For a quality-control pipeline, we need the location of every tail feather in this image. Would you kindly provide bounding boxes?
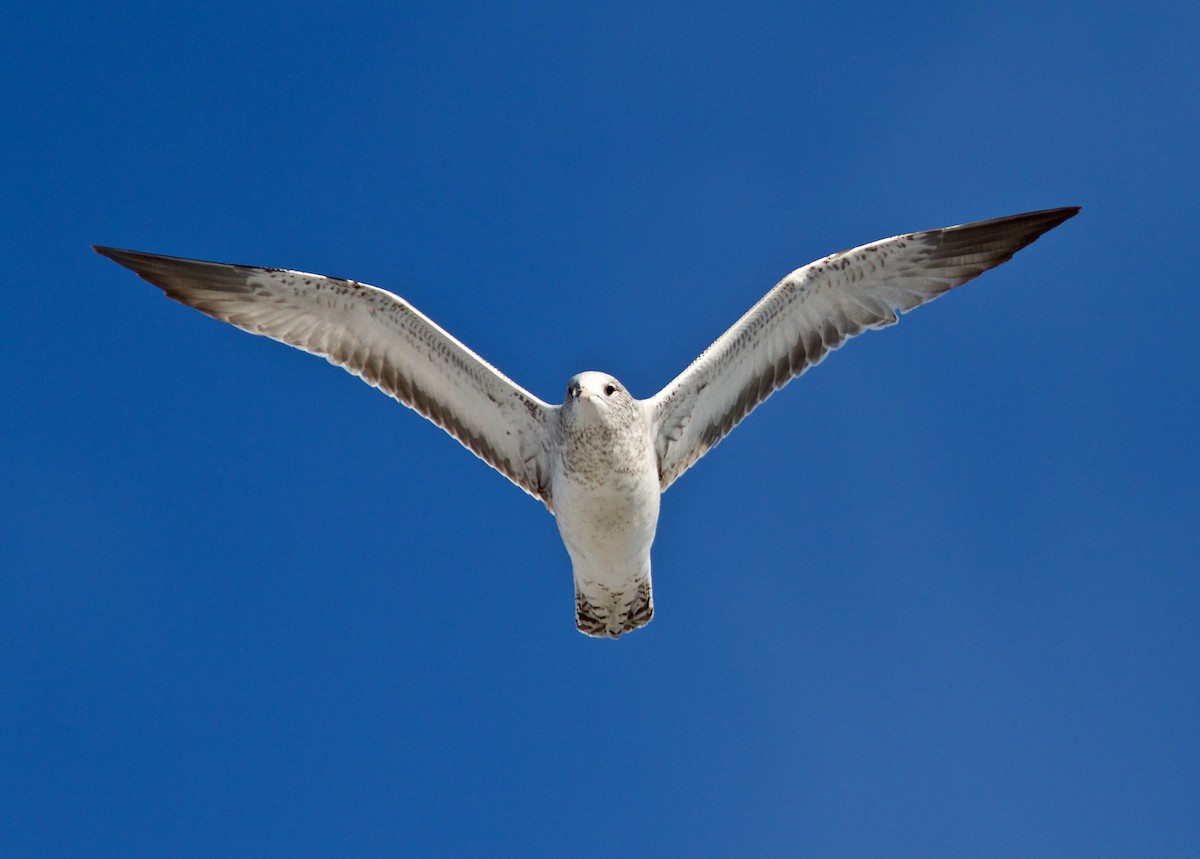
[575,579,654,639]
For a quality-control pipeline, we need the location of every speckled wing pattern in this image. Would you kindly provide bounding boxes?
[649,207,1079,490]
[93,247,557,504]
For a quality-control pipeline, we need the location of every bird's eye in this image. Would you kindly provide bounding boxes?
[604,384,617,396]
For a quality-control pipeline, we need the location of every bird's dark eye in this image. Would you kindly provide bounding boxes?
[604,384,617,396]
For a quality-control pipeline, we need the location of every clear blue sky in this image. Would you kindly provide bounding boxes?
[2,2,1197,856]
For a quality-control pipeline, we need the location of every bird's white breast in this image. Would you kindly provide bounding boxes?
[550,399,660,592]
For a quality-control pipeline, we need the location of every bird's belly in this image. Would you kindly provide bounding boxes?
[552,472,660,588]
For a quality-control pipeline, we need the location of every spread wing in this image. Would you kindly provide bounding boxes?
[649,207,1079,491]
[95,247,558,505]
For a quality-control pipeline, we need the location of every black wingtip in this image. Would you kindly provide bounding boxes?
[1008,205,1082,249]
[926,206,1082,262]
[92,245,231,298]
[93,245,158,273]
[94,245,225,267]
[971,205,1081,232]
[1029,205,1081,231]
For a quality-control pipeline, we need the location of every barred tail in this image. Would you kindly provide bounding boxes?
[575,578,654,639]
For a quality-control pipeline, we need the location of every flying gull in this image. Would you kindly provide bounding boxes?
[96,206,1078,638]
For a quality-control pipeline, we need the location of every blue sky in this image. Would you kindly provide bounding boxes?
[2,1,1197,855]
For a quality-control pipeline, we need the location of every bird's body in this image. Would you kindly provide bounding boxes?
[96,207,1078,638]
[552,372,660,637]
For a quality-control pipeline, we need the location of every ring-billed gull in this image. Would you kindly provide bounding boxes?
[96,206,1078,638]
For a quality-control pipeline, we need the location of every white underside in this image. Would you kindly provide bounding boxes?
[551,461,660,626]
[553,469,659,578]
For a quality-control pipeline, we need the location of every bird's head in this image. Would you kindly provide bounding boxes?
[563,371,638,426]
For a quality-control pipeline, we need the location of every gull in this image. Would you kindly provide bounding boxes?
[96,206,1078,638]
